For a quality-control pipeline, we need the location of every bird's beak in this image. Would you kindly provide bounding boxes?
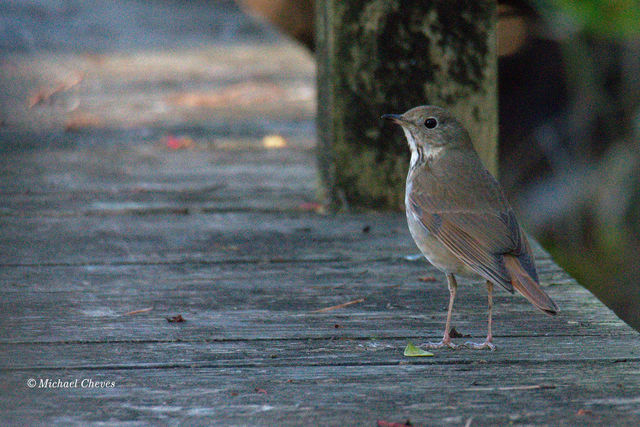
[381,114,406,125]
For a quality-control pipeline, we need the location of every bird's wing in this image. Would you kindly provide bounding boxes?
[407,151,536,292]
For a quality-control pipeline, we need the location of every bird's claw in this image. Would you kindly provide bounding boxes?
[463,340,496,351]
[422,340,458,350]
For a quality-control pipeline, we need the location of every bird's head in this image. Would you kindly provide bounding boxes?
[382,105,472,156]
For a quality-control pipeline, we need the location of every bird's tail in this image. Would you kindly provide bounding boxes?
[504,254,558,315]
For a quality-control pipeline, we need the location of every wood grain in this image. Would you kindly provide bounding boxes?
[1,0,638,425]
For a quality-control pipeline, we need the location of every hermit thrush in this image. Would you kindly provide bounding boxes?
[382,105,558,350]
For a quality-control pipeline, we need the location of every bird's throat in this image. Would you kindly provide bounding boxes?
[403,128,443,170]
[402,128,423,169]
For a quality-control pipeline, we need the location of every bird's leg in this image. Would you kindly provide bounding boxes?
[423,273,458,349]
[465,281,496,351]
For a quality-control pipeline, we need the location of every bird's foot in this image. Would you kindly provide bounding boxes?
[463,340,496,351]
[422,339,458,350]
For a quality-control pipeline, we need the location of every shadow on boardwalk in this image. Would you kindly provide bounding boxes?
[0,1,639,425]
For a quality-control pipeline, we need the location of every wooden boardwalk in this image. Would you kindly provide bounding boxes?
[1,1,639,425]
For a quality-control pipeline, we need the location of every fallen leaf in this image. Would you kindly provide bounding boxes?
[262,134,287,148]
[124,307,153,316]
[403,341,434,357]
[311,298,365,313]
[255,388,267,394]
[577,409,593,416]
[418,276,436,282]
[28,71,84,108]
[166,315,185,323]
[165,135,194,150]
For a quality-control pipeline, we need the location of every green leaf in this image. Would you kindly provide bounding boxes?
[403,341,434,357]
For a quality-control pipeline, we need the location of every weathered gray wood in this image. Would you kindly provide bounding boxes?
[1,1,638,425]
[3,334,639,370]
[0,40,314,133]
[0,213,412,265]
[3,363,640,426]
[316,0,498,209]
[0,213,571,274]
[0,258,622,344]
[0,141,315,215]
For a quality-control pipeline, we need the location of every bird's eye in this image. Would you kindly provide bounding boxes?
[424,118,438,129]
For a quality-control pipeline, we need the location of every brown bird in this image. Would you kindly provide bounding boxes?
[382,105,558,350]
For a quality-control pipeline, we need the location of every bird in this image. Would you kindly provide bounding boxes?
[382,105,558,350]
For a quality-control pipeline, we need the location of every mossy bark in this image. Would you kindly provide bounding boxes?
[317,0,497,210]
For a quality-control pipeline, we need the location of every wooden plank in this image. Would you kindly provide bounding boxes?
[0,212,567,268]
[2,335,639,370]
[0,142,316,215]
[0,258,630,344]
[0,213,415,265]
[2,363,639,425]
[0,285,626,344]
[0,45,315,131]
